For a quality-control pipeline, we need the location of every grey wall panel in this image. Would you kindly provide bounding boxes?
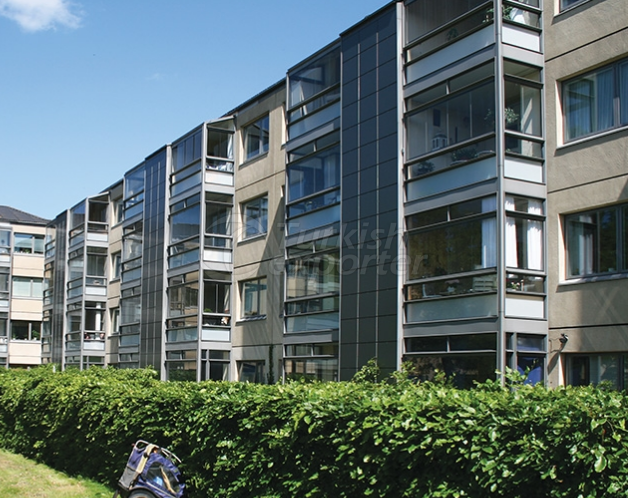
[340,4,399,377]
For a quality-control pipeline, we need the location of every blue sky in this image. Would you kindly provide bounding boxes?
[0,0,388,220]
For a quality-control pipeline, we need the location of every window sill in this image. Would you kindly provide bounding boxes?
[556,0,593,16]
[558,125,628,151]
[559,272,628,286]
[239,151,269,168]
[239,233,267,245]
[236,315,267,324]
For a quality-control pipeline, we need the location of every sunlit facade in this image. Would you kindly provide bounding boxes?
[0,206,48,368]
[40,0,627,387]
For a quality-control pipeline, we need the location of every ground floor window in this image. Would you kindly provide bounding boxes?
[238,360,265,383]
[201,350,230,381]
[565,354,628,389]
[404,353,496,389]
[284,343,338,382]
[166,350,197,381]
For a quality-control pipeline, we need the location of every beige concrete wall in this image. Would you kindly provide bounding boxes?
[8,340,42,365]
[232,87,286,380]
[12,254,45,277]
[545,0,628,386]
[544,0,627,63]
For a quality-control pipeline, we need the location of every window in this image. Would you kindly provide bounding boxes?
[560,0,588,11]
[172,130,202,172]
[166,350,197,382]
[287,144,340,203]
[563,58,628,141]
[11,320,40,340]
[168,271,199,318]
[505,196,544,271]
[241,278,267,318]
[405,0,494,83]
[87,247,107,277]
[284,343,338,382]
[565,204,627,278]
[12,277,43,298]
[203,272,231,316]
[110,308,120,334]
[201,350,230,381]
[244,115,269,160]
[123,221,143,260]
[242,196,268,239]
[111,252,121,280]
[566,354,627,389]
[407,196,497,280]
[206,123,234,171]
[113,198,124,224]
[0,268,9,298]
[120,288,141,325]
[238,361,265,383]
[286,252,340,299]
[13,233,44,254]
[0,230,10,254]
[170,196,201,244]
[206,193,232,248]
[406,62,496,176]
[124,166,145,219]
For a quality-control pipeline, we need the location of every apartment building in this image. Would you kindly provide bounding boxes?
[40,0,627,387]
[0,206,48,368]
[545,0,628,388]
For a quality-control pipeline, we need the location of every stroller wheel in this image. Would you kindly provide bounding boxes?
[129,491,157,498]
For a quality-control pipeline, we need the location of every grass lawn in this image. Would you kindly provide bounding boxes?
[0,448,113,498]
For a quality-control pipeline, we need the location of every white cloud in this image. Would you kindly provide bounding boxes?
[0,0,82,32]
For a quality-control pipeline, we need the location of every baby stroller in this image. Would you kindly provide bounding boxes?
[113,439,186,498]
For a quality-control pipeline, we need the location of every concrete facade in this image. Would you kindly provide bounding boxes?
[0,206,49,367]
[36,0,628,388]
[545,0,628,387]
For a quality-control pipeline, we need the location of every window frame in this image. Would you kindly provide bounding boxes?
[241,277,267,319]
[241,196,269,240]
[562,57,628,142]
[243,115,270,161]
[564,204,626,279]
[559,0,589,12]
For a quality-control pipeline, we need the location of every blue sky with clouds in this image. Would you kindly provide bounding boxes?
[0,0,388,220]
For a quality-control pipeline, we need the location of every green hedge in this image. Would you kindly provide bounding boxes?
[0,365,627,497]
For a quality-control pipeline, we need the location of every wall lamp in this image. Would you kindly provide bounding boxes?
[559,333,569,345]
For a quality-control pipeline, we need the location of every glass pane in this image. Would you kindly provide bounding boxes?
[287,204,340,236]
[408,354,496,389]
[243,197,268,238]
[408,217,497,279]
[405,336,447,352]
[289,47,340,108]
[621,62,628,126]
[564,68,614,140]
[505,81,542,136]
[599,209,617,273]
[170,204,200,243]
[407,81,495,160]
[449,333,496,351]
[406,0,491,46]
[287,145,340,202]
[566,215,595,277]
[14,234,33,253]
[286,253,340,298]
[206,203,231,236]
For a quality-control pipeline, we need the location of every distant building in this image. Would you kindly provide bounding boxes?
[41,0,628,388]
[0,206,48,368]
